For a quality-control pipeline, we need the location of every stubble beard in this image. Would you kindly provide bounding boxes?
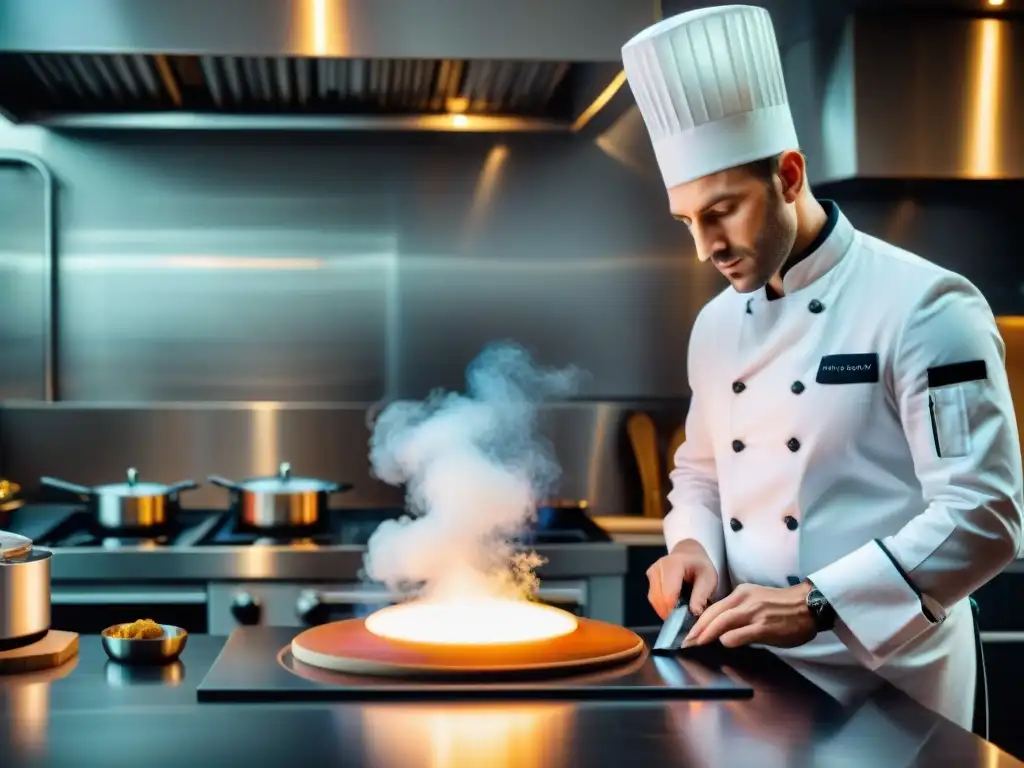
[737,192,797,293]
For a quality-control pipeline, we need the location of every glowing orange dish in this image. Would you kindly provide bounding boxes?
[363,599,579,646]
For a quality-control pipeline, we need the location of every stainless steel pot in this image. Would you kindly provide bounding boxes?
[0,531,50,650]
[40,468,198,529]
[208,462,352,529]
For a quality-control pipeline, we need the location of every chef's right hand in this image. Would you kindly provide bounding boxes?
[646,539,717,620]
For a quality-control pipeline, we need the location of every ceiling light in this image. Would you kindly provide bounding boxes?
[988,0,1005,7]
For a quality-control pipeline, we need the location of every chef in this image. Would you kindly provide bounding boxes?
[623,4,1024,730]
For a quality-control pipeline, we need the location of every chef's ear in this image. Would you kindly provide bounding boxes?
[775,150,807,203]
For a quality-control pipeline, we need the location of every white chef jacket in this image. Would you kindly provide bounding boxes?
[666,202,1024,729]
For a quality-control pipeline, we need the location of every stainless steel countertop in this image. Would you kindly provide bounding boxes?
[2,633,1017,768]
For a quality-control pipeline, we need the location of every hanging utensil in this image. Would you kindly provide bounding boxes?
[627,412,664,518]
[40,468,198,530]
[208,462,352,529]
[667,424,686,470]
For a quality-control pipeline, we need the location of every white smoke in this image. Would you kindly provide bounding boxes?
[363,341,580,603]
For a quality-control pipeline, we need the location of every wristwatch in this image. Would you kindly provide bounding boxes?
[804,580,837,633]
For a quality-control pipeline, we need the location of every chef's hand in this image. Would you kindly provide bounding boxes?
[646,538,718,620]
[682,582,817,649]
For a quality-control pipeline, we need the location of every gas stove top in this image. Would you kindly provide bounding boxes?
[6,503,611,549]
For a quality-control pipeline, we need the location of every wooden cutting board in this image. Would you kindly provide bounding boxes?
[0,631,79,674]
[291,618,644,678]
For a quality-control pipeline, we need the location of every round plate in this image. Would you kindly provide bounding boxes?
[291,616,645,678]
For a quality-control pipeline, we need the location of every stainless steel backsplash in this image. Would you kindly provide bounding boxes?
[0,401,689,515]
[0,122,717,403]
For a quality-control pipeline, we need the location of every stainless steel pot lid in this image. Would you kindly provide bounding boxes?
[216,462,349,494]
[93,467,186,497]
[42,468,199,499]
[0,530,37,562]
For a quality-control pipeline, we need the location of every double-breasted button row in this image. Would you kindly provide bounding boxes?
[732,380,804,395]
[745,298,823,317]
[728,516,800,533]
[731,437,800,452]
[744,298,823,316]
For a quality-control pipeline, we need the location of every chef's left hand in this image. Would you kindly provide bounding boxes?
[683,582,817,649]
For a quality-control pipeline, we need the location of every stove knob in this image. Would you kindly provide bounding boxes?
[295,589,327,625]
[231,592,262,625]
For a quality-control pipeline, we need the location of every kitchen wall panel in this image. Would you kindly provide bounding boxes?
[824,179,1024,316]
[0,161,47,400]
[0,121,712,402]
[0,118,1020,406]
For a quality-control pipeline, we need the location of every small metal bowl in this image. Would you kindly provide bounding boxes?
[101,623,188,665]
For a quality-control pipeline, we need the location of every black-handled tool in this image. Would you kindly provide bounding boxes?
[652,582,697,654]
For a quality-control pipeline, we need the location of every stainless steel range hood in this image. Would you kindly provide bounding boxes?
[785,12,1024,183]
[0,0,653,132]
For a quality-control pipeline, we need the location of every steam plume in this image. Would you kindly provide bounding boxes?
[363,341,580,603]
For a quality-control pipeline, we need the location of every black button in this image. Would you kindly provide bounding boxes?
[745,299,753,315]
[732,381,746,394]
[787,575,802,586]
[732,439,745,453]
[808,299,824,314]
[730,518,743,532]
[784,515,799,531]
[787,437,801,452]
[791,381,805,395]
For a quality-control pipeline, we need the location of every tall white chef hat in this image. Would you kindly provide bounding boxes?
[621,5,799,190]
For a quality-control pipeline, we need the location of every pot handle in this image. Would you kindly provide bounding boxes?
[326,482,354,494]
[207,475,242,491]
[165,480,199,495]
[40,476,93,498]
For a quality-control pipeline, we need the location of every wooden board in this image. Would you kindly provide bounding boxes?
[627,412,663,519]
[0,631,79,675]
[291,617,644,678]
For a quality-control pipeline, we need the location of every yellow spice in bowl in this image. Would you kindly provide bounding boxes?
[109,618,164,639]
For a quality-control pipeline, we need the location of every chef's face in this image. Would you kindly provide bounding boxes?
[668,152,801,293]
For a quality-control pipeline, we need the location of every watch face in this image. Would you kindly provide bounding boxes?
[806,589,833,629]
